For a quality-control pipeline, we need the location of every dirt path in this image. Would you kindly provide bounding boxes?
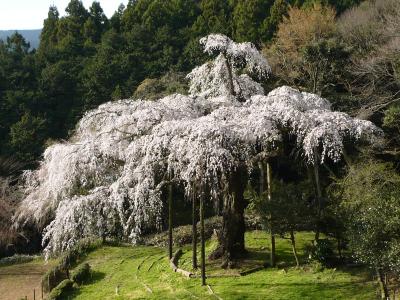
[0,260,51,300]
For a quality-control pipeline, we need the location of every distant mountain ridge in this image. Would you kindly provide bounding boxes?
[0,29,41,49]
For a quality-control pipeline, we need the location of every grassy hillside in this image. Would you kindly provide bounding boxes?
[64,231,376,300]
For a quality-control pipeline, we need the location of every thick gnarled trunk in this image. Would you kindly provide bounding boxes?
[210,167,247,264]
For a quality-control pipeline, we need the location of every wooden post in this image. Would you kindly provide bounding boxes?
[266,162,276,267]
[200,190,206,286]
[313,149,322,242]
[192,184,198,269]
[290,230,299,267]
[258,161,265,199]
[41,283,43,299]
[168,183,173,260]
[34,289,36,300]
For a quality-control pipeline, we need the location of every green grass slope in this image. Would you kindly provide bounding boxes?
[65,231,375,300]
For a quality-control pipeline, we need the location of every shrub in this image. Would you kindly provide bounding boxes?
[42,238,101,293]
[306,239,335,266]
[59,238,102,269]
[71,263,91,284]
[41,265,69,293]
[48,279,73,300]
[143,216,222,247]
[133,72,188,101]
[0,174,22,258]
[309,260,325,273]
[244,210,263,230]
[0,254,36,266]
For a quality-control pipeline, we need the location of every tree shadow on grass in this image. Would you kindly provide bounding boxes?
[242,248,302,269]
[335,264,373,281]
[87,270,106,284]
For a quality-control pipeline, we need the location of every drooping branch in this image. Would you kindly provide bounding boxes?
[15,34,382,258]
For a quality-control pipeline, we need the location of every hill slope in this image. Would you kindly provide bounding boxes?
[64,231,375,299]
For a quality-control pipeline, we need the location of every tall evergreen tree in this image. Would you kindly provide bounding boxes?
[84,1,109,44]
[110,4,126,32]
[57,0,89,53]
[232,0,273,43]
[38,6,59,55]
[0,33,41,162]
[83,29,130,109]
[262,0,288,41]
[192,0,233,36]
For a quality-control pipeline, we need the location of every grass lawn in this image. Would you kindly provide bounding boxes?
[64,231,376,300]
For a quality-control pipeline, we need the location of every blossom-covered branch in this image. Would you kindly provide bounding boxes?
[15,34,381,257]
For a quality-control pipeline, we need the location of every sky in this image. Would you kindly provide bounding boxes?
[0,0,128,30]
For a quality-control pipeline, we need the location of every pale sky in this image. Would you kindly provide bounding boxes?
[0,0,129,30]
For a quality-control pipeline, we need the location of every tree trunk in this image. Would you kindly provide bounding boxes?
[192,185,198,270]
[168,184,173,260]
[313,149,322,242]
[270,233,276,267]
[200,191,206,286]
[223,54,236,97]
[290,230,299,267]
[210,166,247,264]
[337,238,342,260]
[266,162,276,267]
[377,268,390,300]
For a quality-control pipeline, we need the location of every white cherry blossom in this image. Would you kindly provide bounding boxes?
[15,35,381,256]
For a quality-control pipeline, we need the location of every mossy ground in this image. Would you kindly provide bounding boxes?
[63,231,376,299]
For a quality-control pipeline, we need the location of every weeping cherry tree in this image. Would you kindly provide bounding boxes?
[14,34,381,266]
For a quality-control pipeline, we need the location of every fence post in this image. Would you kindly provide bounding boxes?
[168,183,173,260]
[200,191,206,286]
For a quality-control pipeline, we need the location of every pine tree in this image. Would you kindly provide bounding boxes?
[38,6,60,54]
[232,0,273,43]
[261,0,288,41]
[192,0,233,36]
[84,1,109,44]
[110,4,125,32]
